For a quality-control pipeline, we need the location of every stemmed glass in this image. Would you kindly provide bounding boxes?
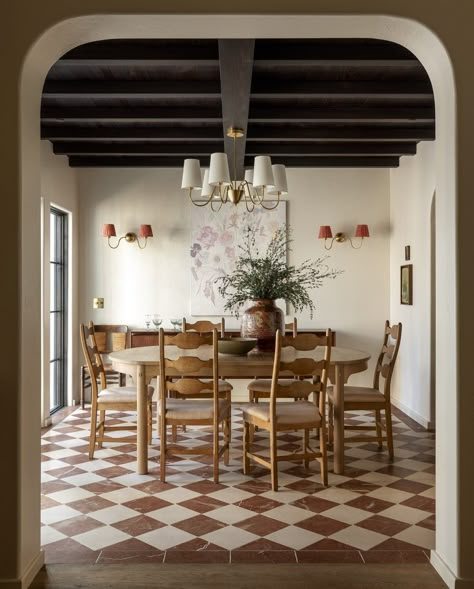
[144,314,151,330]
[152,314,162,330]
[170,318,181,332]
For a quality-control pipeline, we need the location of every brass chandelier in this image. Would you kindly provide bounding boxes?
[181,127,288,212]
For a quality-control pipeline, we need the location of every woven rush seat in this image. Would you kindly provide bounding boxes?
[98,385,154,404]
[242,400,322,425]
[328,386,386,404]
[159,399,230,420]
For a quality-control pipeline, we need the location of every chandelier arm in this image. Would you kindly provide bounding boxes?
[210,197,224,212]
[244,195,255,213]
[189,189,213,207]
[259,191,281,210]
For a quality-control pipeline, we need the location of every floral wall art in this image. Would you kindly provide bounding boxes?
[189,203,287,315]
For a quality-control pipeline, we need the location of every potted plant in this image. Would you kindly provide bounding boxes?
[216,225,341,350]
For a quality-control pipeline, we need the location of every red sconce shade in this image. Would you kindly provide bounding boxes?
[102,223,116,237]
[318,225,333,239]
[355,224,370,238]
[139,224,153,238]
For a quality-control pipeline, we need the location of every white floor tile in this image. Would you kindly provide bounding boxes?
[73,525,129,550]
[147,505,198,525]
[264,504,314,525]
[330,525,387,550]
[206,505,256,525]
[265,525,323,549]
[138,526,195,550]
[47,488,95,504]
[89,505,138,525]
[322,504,372,525]
[99,488,148,504]
[394,525,435,549]
[379,504,431,524]
[41,505,82,525]
[41,526,68,546]
[154,487,200,504]
[202,526,259,550]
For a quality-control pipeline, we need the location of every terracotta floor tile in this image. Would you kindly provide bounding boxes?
[236,496,283,513]
[388,479,430,494]
[296,514,349,536]
[235,538,296,551]
[232,550,297,563]
[401,495,436,513]
[173,514,227,536]
[235,515,287,536]
[165,550,229,564]
[417,515,436,531]
[50,515,104,536]
[112,515,165,536]
[183,480,226,494]
[362,550,428,563]
[297,550,363,563]
[122,496,171,513]
[43,538,100,564]
[167,538,226,551]
[357,515,410,536]
[97,550,165,564]
[345,495,394,514]
[303,538,359,551]
[67,496,116,514]
[290,496,338,513]
[178,496,227,514]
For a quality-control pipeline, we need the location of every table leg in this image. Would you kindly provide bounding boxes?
[137,365,148,474]
[334,364,345,474]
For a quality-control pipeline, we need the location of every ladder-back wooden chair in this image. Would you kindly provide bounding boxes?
[248,317,299,404]
[328,321,402,460]
[80,321,153,459]
[158,328,231,483]
[80,324,128,409]
[242,329,332,491]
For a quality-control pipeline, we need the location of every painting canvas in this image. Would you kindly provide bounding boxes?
[400,264,413,305]
[190,202,287,315]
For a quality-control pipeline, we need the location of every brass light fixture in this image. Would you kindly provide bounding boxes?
[102,224,153,249]
[181,127,288,212]
[318,224,370,250]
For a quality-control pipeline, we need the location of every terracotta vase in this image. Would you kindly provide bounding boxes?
[240,299,285,351]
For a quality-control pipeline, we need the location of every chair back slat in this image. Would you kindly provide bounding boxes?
[80,321,108,405]
[92,324,129,353]
[159,328,218,402]
[95,332,107,353]
[270,329,332,419]
[163,331,212,349]
[374,320,402,397]
[111,332,127,351]
[285,317,298,337]
[183,318,225,338]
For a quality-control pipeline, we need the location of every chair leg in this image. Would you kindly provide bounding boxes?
[385,404,395,461]
[303,428,310,469]
[270,428,278,492]
[223,417,230,466]
[98,410,105,448]
[243,421,250,475]
[147,403,152,445]
[375,409,383,449]
[213,422,219,484]
[319,421,329,487]
[328,403,334,446]
[172,425,178,442]
[88,406,98,459]
[160,419,167,483]
[80,365,86,410]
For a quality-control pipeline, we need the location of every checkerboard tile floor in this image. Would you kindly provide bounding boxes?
[41,406,435,564]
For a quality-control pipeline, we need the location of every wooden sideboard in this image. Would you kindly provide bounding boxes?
[130,328,336,348]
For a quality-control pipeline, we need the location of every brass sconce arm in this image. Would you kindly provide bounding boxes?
[319,225,370,250]
[103,225,153,249]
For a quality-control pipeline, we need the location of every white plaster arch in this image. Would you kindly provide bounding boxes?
[19,13,457,587]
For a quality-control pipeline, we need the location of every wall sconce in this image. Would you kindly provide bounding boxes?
[102,224,153,249]
[318,224,370,250]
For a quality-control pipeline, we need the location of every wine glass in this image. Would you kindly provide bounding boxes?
[170,318,181,332]
[144,314,151,329]
[152,314,162,329]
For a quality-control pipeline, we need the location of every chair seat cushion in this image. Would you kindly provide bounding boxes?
[327,386,386,404]
[98,385,154,404]
[241,401,322,425]
[247,379,297,393]
[159,399,230,420]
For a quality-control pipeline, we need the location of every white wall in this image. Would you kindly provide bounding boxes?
[41,142,79,422]
[390,142,436,428]
[78,165,390,399]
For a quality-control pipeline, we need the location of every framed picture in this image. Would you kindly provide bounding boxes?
[400,264,413,305]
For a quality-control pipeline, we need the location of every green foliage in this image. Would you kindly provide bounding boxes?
[216,225,342,317]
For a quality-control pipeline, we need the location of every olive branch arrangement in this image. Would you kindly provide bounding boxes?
[216,225,342,317]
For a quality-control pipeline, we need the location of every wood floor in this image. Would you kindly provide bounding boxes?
[31,563,446,588]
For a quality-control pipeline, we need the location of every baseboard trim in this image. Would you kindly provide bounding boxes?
[431,550,474,588]
[0,550,44,589]
[391,397,434,430]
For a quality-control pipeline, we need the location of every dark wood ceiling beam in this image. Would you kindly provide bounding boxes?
[42,80,221,98]
[248,106,435,123]
[246,126,435,141]
[218,40,255,180]
[53,142,224,156]
[245,156,400,167]
[246,142,416,156]
[54,59,218,67]
[68,156,211,167]
[67,155,400,168]
[41,126,224,141]
[254,41,416,61]
[41,106,222,122]
[253,59,424,68]
[251,80,433,98]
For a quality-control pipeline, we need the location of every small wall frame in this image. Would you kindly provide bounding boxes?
[400,264,413,305]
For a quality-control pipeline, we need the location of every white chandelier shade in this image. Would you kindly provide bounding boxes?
[268,164,288,195]
[252,155,274,188]
[208,153,231,186]
[181,158,202,190]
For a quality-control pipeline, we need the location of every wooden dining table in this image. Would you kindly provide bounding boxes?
[109,345,370,475]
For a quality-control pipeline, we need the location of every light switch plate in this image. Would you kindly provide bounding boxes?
[93,297,104,309]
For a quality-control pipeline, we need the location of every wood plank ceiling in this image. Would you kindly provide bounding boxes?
[41,39,435,170]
